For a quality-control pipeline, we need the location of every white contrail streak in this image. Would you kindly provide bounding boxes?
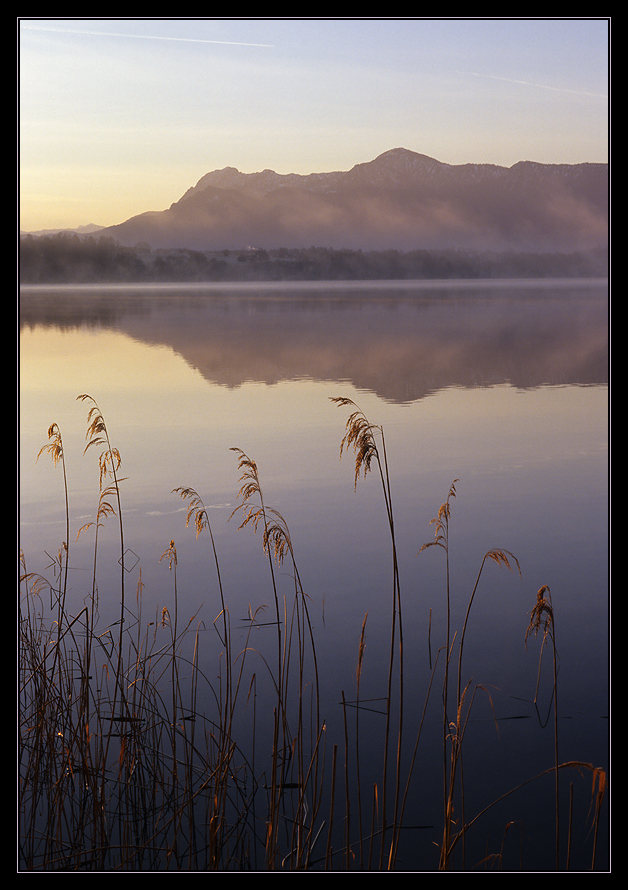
[21,24,274,48]
[465,69,606,100]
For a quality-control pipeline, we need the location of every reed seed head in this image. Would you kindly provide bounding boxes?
[419,479,458,554]
[173,487,211,539]
[160,540,178,571]
[484,548,521,575]
[331,396,381,488]
[37,423,64,467]
[525,585,554,646]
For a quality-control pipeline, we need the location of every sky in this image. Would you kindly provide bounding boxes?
[18,17,610,233]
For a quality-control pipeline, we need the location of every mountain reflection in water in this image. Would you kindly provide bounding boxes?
[19,279,607,404]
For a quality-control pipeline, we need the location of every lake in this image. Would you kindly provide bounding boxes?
[19,279,609,871]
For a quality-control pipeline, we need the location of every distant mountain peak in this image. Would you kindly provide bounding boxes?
[371,147,447,167]
[344,147,451,186]
[179,163,345,203]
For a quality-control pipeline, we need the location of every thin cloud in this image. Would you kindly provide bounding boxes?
[21,24,274,48]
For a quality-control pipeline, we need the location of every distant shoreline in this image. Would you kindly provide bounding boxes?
[19,277,609,292]
[19,234,607,286]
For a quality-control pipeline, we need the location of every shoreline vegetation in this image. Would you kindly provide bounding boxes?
[19,395,608,872]
[19,232,607,285]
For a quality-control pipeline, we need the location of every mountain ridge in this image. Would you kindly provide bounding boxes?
[177,148,606,196]
[98,147,608,253]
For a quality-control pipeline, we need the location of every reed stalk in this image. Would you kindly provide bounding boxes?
[525,585,560,869]
[227,447,324,869]
[331,397,405,869]
[419,481,522,870]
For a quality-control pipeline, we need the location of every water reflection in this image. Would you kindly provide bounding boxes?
[19,279,608,402]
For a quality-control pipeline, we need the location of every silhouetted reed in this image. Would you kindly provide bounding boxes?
[19,395,607,871]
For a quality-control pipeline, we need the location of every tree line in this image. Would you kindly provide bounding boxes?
[19,232,608,284]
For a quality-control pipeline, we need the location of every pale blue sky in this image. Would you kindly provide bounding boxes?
[18,17,609,232]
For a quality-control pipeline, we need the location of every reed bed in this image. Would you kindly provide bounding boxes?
[19,395,608,871]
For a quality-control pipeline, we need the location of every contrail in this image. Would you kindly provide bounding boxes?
[21,23,274,48]
[465,69,606,100]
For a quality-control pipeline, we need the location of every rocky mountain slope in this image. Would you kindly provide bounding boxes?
[101,147,608,253]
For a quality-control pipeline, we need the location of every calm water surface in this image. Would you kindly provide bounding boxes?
[19,280,609,871]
